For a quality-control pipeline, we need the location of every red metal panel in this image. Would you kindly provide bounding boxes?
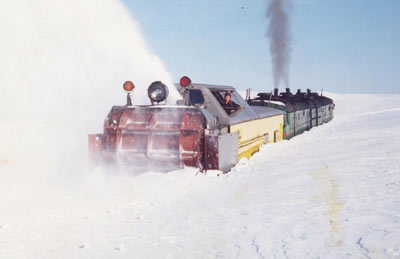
[179,111,205,168]
[146,109,182,162]
[91,107,206,171]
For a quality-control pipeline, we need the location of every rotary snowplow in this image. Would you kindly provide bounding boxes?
[89,77,284,172]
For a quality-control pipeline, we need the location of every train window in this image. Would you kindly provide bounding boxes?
[211,90,241,116]
[211,90,224,103]
[303,110,305,116]
[188,89,204,105]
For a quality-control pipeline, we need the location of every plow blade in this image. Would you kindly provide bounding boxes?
[89,107,205,171]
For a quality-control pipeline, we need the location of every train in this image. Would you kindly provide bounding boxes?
[88,76,334,172]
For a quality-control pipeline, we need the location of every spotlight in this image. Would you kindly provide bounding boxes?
[148,81,169,104]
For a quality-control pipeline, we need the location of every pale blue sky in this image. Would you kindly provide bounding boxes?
[121,0,399,93]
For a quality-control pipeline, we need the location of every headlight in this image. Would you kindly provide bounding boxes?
[148,81,169,104]
[123,81,135,93]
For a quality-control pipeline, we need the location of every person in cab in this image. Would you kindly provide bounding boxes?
[221,92,239,115]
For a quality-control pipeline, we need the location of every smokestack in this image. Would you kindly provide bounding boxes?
[285,88,291,95]
[274,88,279,97]
[296,89,301,94]
[307,89,311,95]
[267,0,292,89]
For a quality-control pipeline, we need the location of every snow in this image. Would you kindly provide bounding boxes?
[0,93,399,258]
[1,0,400,258]
[0,0,180,188]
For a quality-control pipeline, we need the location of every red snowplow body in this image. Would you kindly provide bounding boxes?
[89,106,205,171]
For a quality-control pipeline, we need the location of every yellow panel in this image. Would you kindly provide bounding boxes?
[230,114,284,159]
[237,136,265,160]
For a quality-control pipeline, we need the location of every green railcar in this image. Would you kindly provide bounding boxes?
[247,88,334,139]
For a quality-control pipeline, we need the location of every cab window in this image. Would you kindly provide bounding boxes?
[188,89,204,105]
[211,90,241,116]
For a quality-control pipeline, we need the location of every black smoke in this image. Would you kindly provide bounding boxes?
[267,0,292,88]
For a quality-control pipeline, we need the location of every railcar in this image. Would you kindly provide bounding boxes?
[247,88,334,139]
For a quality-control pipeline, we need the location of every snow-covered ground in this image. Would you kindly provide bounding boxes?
[1,93,399,259]
[1,0,400,258]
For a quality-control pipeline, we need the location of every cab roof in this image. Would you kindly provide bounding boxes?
[175,83,236,91]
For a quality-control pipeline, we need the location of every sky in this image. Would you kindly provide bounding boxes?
[121,0,400,94]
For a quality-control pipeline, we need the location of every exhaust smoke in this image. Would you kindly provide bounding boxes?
[266,0,292,88]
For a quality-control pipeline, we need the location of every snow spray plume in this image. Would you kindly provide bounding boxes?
[0,0,180,177]
[267,0,292,88]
